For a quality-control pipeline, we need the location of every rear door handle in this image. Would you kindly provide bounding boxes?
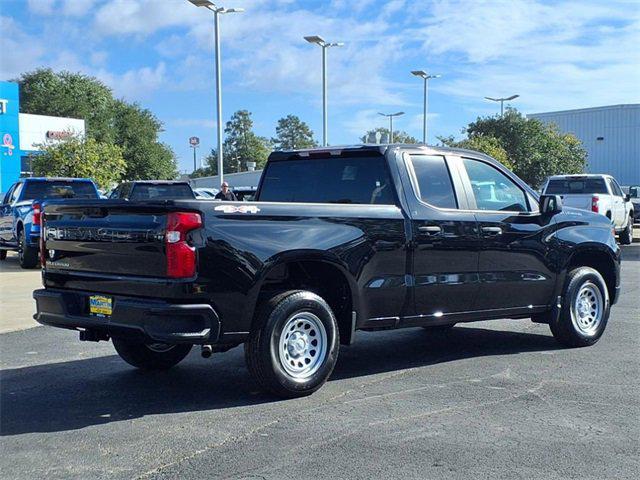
[418,225,442,235]
[481,226,503,236]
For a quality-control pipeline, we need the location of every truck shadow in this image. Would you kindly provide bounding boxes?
[0,325,560,436]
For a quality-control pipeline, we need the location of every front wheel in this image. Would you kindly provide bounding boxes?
[112,338,192,370]
[550,267,609,348]
[619,215,633,245]
[245,290,339,398]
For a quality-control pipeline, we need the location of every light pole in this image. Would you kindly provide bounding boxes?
[188,0,244,185]
[378,112,405,143]
[304,35,343,146]
[411,70,440,144]
[485,94,519,117]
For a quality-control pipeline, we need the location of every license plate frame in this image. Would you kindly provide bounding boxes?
[89,295,113,317]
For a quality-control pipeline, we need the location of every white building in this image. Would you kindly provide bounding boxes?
[528,104,639,185]
[189,170,263,190]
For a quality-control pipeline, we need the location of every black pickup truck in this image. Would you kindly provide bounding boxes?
[34,145,621,397]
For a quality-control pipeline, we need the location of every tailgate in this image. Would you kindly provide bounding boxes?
[42,201,192,278]
[558,194,593,211]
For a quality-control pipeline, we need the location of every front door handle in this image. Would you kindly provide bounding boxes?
[481,226,503,236]
[418,225,442,235]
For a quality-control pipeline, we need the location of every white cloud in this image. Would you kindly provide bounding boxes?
[96,63,167,100]
[62,0,97,17]
[27,0,56,15]
[0,16,46,78]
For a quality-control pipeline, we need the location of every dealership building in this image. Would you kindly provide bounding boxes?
[0,81,85,193]
[528,104,639,186]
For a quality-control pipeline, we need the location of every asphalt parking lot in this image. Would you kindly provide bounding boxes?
[1,242,639,480]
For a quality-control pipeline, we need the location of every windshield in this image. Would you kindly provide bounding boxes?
[21,181,98,200]
[258,156,395,205]
[129,184,195,200]
[545,178,608,195]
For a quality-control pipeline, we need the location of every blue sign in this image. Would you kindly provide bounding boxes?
[0,81,21,193]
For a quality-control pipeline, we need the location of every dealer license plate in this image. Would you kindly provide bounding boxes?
[89,295,113,316]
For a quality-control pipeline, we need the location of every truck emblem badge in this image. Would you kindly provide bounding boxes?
[214,205,260,214]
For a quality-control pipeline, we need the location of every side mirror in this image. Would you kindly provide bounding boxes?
[624,194,630,202]
[540,194,563,214]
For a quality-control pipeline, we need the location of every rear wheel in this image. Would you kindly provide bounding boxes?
[112,338,192,370]
[549,267,609,347]
[18,230,38,269]
[245,290,339,398]
[619,215,633,245]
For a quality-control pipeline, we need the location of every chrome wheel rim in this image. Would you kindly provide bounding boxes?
[278,312,327,379]
[571,282,603,336]
[146,343,175,353]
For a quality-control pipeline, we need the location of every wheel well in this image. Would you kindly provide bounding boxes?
[257,260,355,345]
[567,250,616,300]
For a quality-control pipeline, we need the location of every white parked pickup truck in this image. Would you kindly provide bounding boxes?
[541,174,634,244]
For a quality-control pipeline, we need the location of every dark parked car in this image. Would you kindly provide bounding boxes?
[109,180,196,200]
[34,145,621,397]
[0,177,99,268]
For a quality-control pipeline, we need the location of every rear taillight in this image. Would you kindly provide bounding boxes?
[166,212,202,278]
[591,196,599,213]
[32,203,41,226]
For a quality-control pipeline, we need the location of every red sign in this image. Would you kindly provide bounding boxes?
[46,131,72,140]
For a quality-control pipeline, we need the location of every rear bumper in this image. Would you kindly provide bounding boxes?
[33,288,220,344]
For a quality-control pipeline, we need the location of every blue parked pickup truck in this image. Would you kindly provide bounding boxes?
[0,177,99,268]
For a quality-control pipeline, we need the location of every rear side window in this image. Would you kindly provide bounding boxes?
[408,155,457,208]
[129,184,195,200]
[463,158,528,212]
[259,157,395,205]
[21,181,97,200]
[545,178,607,194]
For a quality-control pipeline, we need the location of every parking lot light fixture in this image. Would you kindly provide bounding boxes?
[188,0,244,185]
[304,35,344,146]
[411,70,441,144]
[485,94,519,117]
[378,112,405,143]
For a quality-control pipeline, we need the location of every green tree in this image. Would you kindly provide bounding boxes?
[112,101,177,180]
[272,115,317,150]
[33,136,125,190]
[361,127,419,144]
[460,109,586,187]
[224,110,271,172]
[438,135,512,170]
[18,69,115,143]
[17,69,178,180]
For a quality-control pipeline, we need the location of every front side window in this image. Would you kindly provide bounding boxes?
[259,156,395,205]
[10,183,23,203]
[408,155,457,209]
[463,158,528,212]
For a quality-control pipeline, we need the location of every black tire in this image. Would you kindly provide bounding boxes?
[549,267,610,348]
[244,290,340,398]
[619,215,633,245]
[18,230,38,269]
[0,250,7,260]
[112,338,192,370]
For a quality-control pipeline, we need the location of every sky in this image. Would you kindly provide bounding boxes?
[1,0,639,173]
